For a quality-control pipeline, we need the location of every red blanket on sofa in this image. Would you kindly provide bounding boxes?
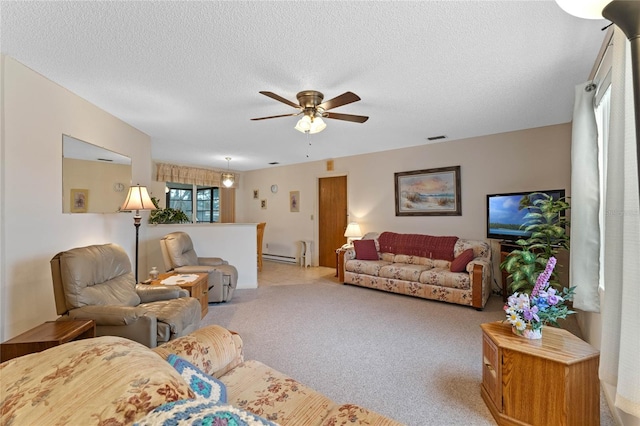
[377,232,458,261]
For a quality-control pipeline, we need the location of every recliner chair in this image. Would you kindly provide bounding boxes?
[50,243,201,348]
[160,232,238,303]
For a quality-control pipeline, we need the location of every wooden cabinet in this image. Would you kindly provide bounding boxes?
[481,321,600,426]
[152,273,208,318]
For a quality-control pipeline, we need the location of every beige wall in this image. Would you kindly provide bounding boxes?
[238,124,572,286]
[0,56,153,340]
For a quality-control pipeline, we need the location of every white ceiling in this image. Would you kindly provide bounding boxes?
[1,1,608,172]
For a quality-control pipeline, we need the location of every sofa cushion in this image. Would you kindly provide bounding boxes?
[0,336,195,425]
[134,398,277,426]
[419,268,471,290]
[353,239,378,260]
[450,248,475,272]
[379,264,431,281]
[220,360,336,425]
[168,354,227,402]
[377,232,458,260]
[345,259,392,277]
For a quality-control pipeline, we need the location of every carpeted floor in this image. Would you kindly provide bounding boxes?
[202,261,615,426]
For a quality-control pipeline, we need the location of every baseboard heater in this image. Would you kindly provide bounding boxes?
[263,253,297,264]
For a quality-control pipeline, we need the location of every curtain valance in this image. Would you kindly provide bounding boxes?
[156,163,225,187]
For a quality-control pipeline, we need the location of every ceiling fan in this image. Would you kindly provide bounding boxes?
[251,90,369,134]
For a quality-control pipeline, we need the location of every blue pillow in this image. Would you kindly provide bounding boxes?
[167,354,227,403]
[134,399,278,426]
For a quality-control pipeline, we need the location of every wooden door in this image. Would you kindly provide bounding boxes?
[318,176,347,268]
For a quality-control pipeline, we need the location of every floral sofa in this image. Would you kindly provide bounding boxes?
[0,325,401,426]
[343,232,492,309]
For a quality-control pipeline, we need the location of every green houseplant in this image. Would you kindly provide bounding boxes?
[500,193,571,294]
[148,197,191,224]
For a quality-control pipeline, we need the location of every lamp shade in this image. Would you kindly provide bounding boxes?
[309,116,327,134]
[555,0,611,19]
[120,185,156,212]
[294,115,312,133]
[344,222,362,238]
[221,172,235,187]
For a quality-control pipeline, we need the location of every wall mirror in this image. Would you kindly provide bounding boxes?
[62,135,132,213]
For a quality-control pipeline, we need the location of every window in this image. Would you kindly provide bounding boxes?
[196,187,220,223]
[165,183,220,223]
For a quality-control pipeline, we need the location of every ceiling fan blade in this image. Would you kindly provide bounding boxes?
[324,112,369,123]
[258,91,302,109]
[250,112,301,121]
[317,92,361,111]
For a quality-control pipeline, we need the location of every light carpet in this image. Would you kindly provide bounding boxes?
[201,267,614,426]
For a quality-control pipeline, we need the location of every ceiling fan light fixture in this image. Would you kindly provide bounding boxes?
[309,116,326,134]
[294,115,312,133]
[221,157,235,188]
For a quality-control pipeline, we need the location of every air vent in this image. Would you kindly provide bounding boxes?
[269,162,279,165]
[427,135,447,141]
[97,158,113,162]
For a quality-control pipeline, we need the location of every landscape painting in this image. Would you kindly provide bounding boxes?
[395,166,461,216]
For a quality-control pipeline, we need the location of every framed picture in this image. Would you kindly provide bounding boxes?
[261,199,267,210]
[70,188,89,213]
[290,191,300,212]
[394,166,461,216]
[253,189,259,199]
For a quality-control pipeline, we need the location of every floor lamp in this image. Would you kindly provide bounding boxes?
[556,0,640,195]
[120,185,157,283]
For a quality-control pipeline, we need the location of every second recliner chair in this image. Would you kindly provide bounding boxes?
[160,232,238,303]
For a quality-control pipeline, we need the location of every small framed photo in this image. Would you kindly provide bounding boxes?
[261,199,267,210]
[394,165,461,216]
[70,188,89,213]
[290,191,300,212]
[253,189,259,199]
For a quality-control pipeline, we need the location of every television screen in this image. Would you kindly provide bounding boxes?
[486,189,565,241]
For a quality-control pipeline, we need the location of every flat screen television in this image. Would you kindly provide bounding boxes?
[486,189,566,241]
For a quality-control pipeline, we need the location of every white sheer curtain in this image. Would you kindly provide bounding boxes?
[599,29,640,419]
[570,81,600,312]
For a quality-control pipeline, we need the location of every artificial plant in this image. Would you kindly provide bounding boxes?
[148,197,191,224]
[499,192,570,294]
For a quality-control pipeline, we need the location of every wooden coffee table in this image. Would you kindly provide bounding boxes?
[151,272,209,318]
[1,319,95,362]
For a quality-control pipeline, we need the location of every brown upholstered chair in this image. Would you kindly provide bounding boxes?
[257,222,266,271]
[50,243,201,348]
[160,231,238,303]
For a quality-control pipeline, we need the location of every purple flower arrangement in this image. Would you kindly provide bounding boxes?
[504,256,575,339]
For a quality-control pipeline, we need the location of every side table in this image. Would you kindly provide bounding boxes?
[1,319,95,362]
[152,272,209,318]
[335,247,349,282]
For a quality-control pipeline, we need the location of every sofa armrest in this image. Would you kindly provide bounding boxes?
[153,325,244,378]
[136,284,187,302]
[343,247,356,261]
[197,257,227,266]
[468,259,492,309]
[65,305,157,326]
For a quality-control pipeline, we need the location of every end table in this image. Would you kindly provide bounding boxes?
[1,319,95,363]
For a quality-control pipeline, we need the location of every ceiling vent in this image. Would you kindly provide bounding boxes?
[427,135,447,141]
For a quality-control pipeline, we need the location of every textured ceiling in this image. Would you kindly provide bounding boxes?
[1,1,607,171]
